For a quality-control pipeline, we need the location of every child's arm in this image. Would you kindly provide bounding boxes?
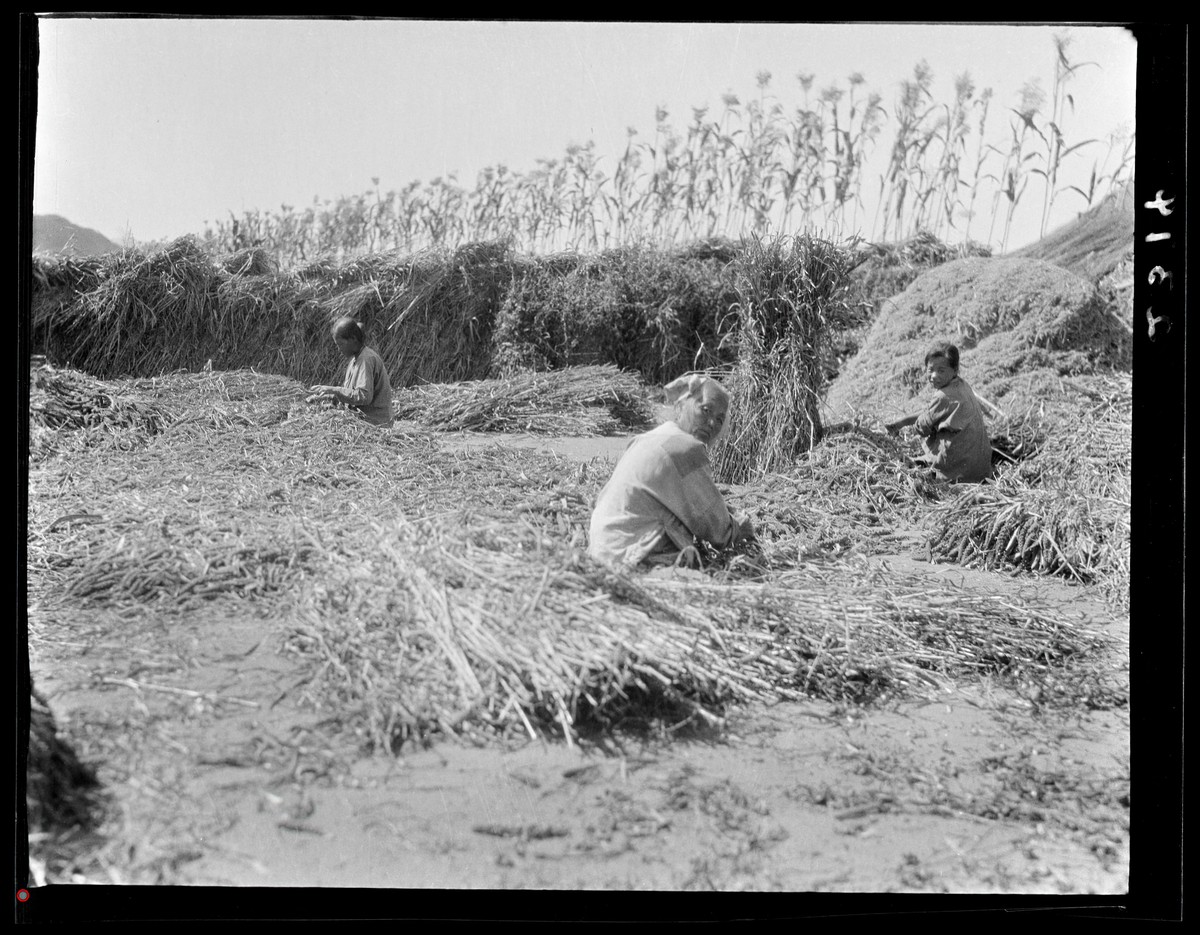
[885,414,919,434]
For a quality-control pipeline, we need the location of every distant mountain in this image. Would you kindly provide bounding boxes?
[33,214,122,257]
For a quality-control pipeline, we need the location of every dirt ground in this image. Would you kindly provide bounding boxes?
[23,426,1130,907]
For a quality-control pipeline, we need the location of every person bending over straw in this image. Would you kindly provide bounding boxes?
[885,341,993,483]
[308,317,394,427]
[588,373,754,569]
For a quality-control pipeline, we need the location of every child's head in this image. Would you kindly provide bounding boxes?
[923,341,959,390]
[331,317,365,357]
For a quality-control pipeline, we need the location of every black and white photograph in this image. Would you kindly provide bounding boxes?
[16,15,1184,920]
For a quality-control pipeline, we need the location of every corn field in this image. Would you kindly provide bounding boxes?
[202,36,1134,267]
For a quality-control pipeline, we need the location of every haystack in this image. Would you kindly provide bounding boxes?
[847,230,993,320]
[1010,180,1135,330]
[1010,180,1135,283]
[711,235,859,483]
[823,255,1131,424]
[30,237,506,388]
[492,244,739,383]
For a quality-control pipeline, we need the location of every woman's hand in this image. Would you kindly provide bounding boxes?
[307,385,338,404]
[734,515,756,542]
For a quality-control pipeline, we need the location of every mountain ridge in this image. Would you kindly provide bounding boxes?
[33,214,123,257]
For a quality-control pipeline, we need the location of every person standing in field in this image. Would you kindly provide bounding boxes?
[308,317,394,427]
[885,341,993,483]
[588,373,755,569]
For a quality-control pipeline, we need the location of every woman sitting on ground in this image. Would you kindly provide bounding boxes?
[885,340,993,483]
[588,373,755,569]
[308,317,394,427]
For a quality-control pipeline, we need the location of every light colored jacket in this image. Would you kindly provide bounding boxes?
[588,421,736,567]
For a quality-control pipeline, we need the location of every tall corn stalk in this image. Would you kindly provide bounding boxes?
[1034,32,1100,239]
[199,34,1130,264]
[920,72,977,239]
[872,61,939,242]
[962,87,995,241]
[986,79,1046,252]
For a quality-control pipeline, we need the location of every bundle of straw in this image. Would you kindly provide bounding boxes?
[928,483,1108,577]
[62,523,317,609]
[30,363,171,442]
[280,513,1122,751]
[217,246,278,276]
[32,254,107,295]
[712,234,857,484]
[393,364,656,435]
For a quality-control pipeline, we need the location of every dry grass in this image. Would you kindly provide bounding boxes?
[33,238,744,391]
[1011,180,1135,282]
[925,372,1130,611]
[27,367,1125,760]
[492,244,740,384]
[711,234,858,483]
[30,237,506,388]
[710,425,947,571]
[276,511,1123,753]
[393,364,656,435]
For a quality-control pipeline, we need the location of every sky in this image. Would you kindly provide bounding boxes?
[30,18,1138,253]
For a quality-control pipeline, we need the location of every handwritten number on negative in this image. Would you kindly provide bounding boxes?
[1146,308,1169,341]
[1144,191,1175,215]
[1148,265,1171,287]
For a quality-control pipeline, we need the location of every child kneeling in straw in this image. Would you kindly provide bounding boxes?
[885,341,993,484]
[308,317,394,427]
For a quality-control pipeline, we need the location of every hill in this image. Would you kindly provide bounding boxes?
[33,214,122,257]
[1008,180,1134,282]
[823,255,1132,424]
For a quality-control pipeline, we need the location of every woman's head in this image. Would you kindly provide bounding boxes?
[331,317,365,358]
[664,373,730,445]
[924,341,960,390]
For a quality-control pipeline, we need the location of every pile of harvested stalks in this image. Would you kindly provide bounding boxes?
[30,364,169,434]
[29,364,173,458]
[715,425,945,569]
[28,366,1126,754]
[32,237,743,392]
[393,364,656,435]
[926,482,1112,579]
[30,237,504,389]
[281,515,1122,751]
[825,256,1132,425]
[926,372,1130,609]
[492,245,739,382]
